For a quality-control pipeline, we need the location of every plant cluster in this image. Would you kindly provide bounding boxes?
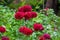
[0,5,60,40]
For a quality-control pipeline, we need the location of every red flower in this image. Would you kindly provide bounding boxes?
[39,36,46,40]
[43,33,51,39]
[31,12,37,18]
[19,26,33,35]
[15,12,25,20]
[24,12,37,20]
[2,36,9,40]
[24,12,32,20]
[39,33,51,40]
[0,26,6,33]
[33,23,44,31]
[44,8,49,11]
[18,5,32,12]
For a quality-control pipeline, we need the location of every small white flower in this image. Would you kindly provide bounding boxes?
[53,32,57,36]
[46,24,51,29]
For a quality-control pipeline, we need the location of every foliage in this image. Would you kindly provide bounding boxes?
[0,0,14,5]
[0,0,43,11]
[25,0,43,11]
[0,0,25,9]
[59,0,60,3]
[0,5,60,40]
[33,9,60,40]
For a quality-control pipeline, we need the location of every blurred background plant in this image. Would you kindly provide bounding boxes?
[0,0,43,11]
[0,0,14,5]
[0,0,25,9]
[58,0,60,16]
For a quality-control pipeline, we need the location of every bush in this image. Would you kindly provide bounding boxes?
[0,5,60,40]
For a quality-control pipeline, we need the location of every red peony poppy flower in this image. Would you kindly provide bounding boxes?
[31,12,37,18]
[15,12,25,20]
[24,12,32,20]
[39,36,46,40]
[18,5,32,12]
[19,26,33,35]
[43,33,51,39]
[44,8,49,11]
[2,36,9,40]
[33,23,44,31]
[0,26,6,33]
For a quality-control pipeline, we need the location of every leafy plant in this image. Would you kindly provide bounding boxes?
[0,5,60,40]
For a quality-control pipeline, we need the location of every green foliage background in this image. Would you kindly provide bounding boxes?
[0,0,43,11]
